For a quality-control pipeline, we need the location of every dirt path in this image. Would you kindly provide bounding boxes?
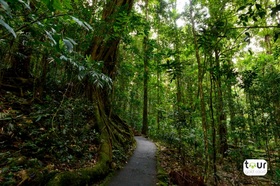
[108,136,157,186]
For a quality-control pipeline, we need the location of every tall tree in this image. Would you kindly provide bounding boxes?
[189,0,209,180]
[49,0,136,184]
[142,0,149,135]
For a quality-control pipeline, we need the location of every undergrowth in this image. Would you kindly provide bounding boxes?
[0,89,101,185]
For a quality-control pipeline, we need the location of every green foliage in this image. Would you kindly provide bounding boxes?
[0,19,16,38]
[1,0,280,185]
[275,168,280,185]
[41,0,72,12]
[112,0,280,184]
[271,5,280,17]
[161,59,184,82]
[0,91,100,185]
[0,0,16,38]
[237,3,266,25]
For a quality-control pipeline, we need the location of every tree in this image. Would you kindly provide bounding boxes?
[47,0,136,184]
[189,0,209,179]
[142,0,149,135]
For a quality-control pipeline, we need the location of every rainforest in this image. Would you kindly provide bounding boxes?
[0,0,279,185]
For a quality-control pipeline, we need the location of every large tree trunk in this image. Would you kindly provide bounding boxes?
[90,0,134,114]
[89,0,135,158]
[47,1,135,185]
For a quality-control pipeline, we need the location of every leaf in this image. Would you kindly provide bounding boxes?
[244,36,250,43]
[71,16,92,31]
[60,55,68,61]
[216,21,225,27]
[0,19,16,38]
[0,0,10,13]
[63,39,74,52]
[78,65,85,71]
[271,5,280,17]
[245,32,250,37]
[41,0,69,11]
[53,0,63,11]
[63,0,72,9]
[237,5,246,12]
[36,21,44,27]
[274,32,279,42]
[258,11,266,19]
[71,16,83,24]
[45,30,56,45]
[35,116,42,122]
[255,4,261,10]
[252,16,258,22]
[276,169,280,176]
[66,37,77,45]
[83,21,93,31]
[18,0,31,10]
[244,16,248,23]
[41,0,54,11]
[0,112,9,119]
[248,49,253,55]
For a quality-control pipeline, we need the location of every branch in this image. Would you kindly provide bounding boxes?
[230,25,280,29]
[1,13,68,40]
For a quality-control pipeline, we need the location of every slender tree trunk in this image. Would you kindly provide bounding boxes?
[226,60,237,146]
[142,72,148,135]
[11,35,32,79]
[172,0,184,153]
[214,49,228,157]
[129,89,134,127]
[247,92,256,140]
[156,15,161,132]
[156,56,161,131]
[274,101,280,157]
[190,0,209,180]
[209,59,217,185]
[141,0,149,135]
[176,75,183,153]
[36,54,49,99]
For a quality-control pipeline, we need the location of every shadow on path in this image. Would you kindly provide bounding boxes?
[108,136,157,186]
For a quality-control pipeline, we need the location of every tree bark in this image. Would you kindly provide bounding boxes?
[90,0,134,114]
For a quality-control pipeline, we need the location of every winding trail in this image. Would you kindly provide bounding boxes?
[108,136,157,186]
